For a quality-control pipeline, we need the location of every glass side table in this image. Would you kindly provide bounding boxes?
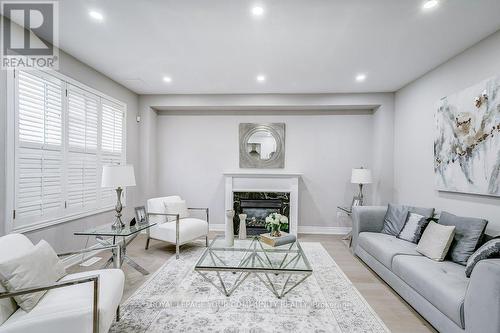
[337,206,353,247]
[75,222,156,275]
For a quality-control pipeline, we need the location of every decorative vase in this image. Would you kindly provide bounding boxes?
[270,224,281,237]
[238,214,247,240]
[225,210,235,246]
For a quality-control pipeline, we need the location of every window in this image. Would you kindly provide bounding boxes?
[10,70,126,232]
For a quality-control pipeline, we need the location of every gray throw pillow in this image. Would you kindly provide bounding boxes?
[381,203,434,236]
[465,238,500,277]
[439,211,488,266]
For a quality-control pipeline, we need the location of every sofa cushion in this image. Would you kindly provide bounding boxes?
[439,211,488,265]
[416,221,455,261]
[150,217,208,245]
[0,234,35,325]
[1,269,124,333]
[392,255,468,328]
[397,212,430,244]
[357,232,422,269]
[0,240,66,311]
[466,238,500,278]
[381,204,435,236]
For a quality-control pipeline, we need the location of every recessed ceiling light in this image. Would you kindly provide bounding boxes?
[256,74,266,82]
[423,0,439,10]
[251,6,264,17]
[355,74,367,82]
[89,10,104,21]
[163,76,172,83]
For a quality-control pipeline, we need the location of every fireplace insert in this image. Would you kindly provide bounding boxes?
[233,192,290,235]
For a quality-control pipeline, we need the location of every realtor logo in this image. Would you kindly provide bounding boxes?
[1,1,59,69]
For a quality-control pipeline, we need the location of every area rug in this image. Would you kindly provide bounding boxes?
[110,242,390,333]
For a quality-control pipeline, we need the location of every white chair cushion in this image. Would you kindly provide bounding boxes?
[147,196,182,224]
[164,200,189,221]
[0,234,34,325]
[0,240,67,311]
[149,218,208,245]
[1,269,124,333]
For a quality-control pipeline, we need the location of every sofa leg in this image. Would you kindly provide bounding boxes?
[145,237,150,250]
[205,235,209,247]
[116,305,120,322]
[176,244,180,259]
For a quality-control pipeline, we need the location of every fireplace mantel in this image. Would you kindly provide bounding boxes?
[223,171,303,178]
[224,171,302,235]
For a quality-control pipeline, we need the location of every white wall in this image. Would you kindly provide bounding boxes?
[0,50,140,252]
[155,111,374,229]
[394,30,500,235]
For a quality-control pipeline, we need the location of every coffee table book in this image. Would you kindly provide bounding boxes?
[259,232,297,247]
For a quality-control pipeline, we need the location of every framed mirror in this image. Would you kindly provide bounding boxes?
[239,123,285,168]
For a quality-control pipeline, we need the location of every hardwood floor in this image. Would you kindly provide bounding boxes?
[69,232,437,333]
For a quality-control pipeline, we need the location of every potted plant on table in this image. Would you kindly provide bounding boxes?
[265,213,289,237]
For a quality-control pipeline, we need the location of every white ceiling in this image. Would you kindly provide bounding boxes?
[57,0,500,94]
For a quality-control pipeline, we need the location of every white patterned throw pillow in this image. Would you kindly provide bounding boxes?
[397,212,430,244]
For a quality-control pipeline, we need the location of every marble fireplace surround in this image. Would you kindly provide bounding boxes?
[224,171,302,235]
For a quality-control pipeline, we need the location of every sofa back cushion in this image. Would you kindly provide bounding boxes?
[0,234,35,324]
[439,211,488,265]
[0,240,66,311]
[381,204,435,236]
[416,221,455,261]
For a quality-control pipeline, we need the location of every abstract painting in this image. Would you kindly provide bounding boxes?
[435,75,500,196]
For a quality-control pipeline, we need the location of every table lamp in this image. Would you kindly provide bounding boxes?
[102,165,136,229]
[351,167,372,206]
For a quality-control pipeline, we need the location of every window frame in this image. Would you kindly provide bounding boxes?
[5,69,127,234]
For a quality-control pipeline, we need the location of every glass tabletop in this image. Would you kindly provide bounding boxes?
[195,235,312,273]
[74,222,157,237]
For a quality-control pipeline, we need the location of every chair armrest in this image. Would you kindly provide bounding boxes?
[351,206,387,250]
[465,259,500,333]
[187,207,209,225]
[147,212,180,223]
[0,275,100,333]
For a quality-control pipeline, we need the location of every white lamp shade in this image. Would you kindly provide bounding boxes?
[351,168,372,184]
[101,165,136,188]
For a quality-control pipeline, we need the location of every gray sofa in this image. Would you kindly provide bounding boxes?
[352,206,500,333]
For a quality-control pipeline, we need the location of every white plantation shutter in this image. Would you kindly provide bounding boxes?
[101,99,125,207]
[67,86,100,211]
[15,71,64,225]
[12,70,126,231]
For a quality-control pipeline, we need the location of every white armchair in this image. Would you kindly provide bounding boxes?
[145,196,209,259]
[0,234,124,333]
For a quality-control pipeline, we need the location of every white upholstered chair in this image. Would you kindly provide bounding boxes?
[0,234,124,333]
[145,196,209,259]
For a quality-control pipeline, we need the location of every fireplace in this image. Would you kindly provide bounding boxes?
[233,192,290,235]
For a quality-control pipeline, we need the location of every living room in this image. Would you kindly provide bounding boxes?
[0,1,499,332]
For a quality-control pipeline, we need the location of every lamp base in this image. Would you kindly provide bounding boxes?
[111,217,125,229]
[112,187,125,229]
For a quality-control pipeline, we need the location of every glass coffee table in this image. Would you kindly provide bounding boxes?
[195,235,312,298]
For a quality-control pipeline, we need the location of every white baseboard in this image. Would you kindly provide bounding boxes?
[298,226,351,235]
[210,224,350,235]
[209,224,225,231]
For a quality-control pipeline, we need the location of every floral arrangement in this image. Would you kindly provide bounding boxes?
[265,213,289,237]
